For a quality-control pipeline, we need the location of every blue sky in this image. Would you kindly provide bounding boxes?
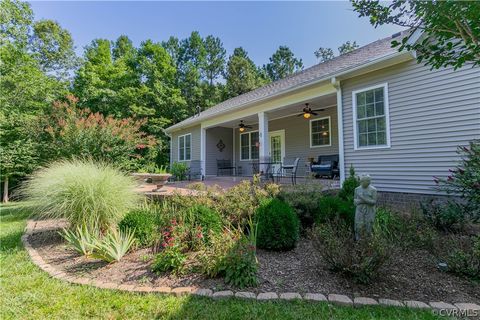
[30,1,404,68]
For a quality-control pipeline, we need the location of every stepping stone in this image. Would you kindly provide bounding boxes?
[257,292,278,300]
[354,297,378,306]
[94,282,119,290]
[279,292,302,300]
[429,302,457,310]
[378,298,404,307]
[454,303,480,311]
[192,288,212,297]
[117,284,136,292]
[404,300,430,309]
[135,286,154,293]
[212,290,233,299]
[328,294,353,306]
[304,293,327,302]
[171,287,193,296]
[235,292,256,299]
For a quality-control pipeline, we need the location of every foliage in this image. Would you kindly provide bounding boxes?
[264,45,303,81]
[152,246,187,275]
[222,235,258,288]
[39,95,157,171]
[186,205,223,243]
[434,141,480,222]
[420,199,466,232]
[138,164,169,174]
[338,165,359,203]
[170,162,189,181]
[312,219,391,284]
[317,195,355,226]
[314,41,359,62]
[434,235,480,280]
[277,185,324,229]
[91,228,136,263]
[351,0,480,69]
[59,224,99,256]
[256,198,299,251]
[119,207,159,247]
[20,159,140,232]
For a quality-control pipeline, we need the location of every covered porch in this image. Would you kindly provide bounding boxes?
[201,91,342,183]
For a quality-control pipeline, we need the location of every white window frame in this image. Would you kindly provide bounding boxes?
[239,130,259,161]
[309,116,332,148]
[178,133,191,161]
[352,83,391,150]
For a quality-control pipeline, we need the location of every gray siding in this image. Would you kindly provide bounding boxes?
[342,60,480,194]
[233,106,339,176]
[205,127,234,175]
[170,125,201,163]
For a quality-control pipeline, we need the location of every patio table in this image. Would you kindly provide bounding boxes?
[251,161,277,182]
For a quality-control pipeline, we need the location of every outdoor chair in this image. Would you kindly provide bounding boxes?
[187,160,203,181]
[310,154,339,179]
[276,157,300,185]
[216,159,236,176]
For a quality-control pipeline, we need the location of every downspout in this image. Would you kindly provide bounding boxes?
[332,77,345,185]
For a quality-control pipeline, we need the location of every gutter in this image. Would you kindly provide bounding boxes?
[166,50,414,133]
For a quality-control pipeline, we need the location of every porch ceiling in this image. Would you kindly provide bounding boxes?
[213,93,337,129]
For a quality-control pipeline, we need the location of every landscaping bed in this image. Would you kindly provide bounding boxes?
[29,219,479,303]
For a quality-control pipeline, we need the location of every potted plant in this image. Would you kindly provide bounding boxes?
[132,165,172,191]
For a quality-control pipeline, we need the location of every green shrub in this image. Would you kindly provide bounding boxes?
[222,236,258,288]
[317,195,355,225]
[435,235,480,280]
[152,246,187,275]
[338,165,359,203]
[171,162,188,181]
[256,198,299,251]
[119,207,159,247]
[21,159,140,232]
[187,205,223,242]
[312,220,391,284]
[91,228,136,263]
[277,185,323,229]
[421,199,466,232]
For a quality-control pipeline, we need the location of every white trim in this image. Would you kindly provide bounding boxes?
[177,133,192,161]
[239,130,259,161]
[352,82,391,150]
[268,130,286,160]
[232,128,236,168]
[309,116,332,148]
[200,128,206,175]
[332,78,345,184]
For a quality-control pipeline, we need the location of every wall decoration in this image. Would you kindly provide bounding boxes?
[216,139,226,152]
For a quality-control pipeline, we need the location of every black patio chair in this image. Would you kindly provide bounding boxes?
[187,160,203,181]
[276,157,300,185]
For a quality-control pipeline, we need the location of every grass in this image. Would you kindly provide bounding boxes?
[0,203,442,320]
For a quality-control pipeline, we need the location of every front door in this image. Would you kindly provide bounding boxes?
[269,130,285,175]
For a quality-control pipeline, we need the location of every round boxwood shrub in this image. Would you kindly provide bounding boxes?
[119,208,158,247]
[256,198,300,251]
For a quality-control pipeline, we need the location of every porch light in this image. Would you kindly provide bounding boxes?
[303,112,311,119]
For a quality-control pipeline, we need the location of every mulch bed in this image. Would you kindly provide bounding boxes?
[30,219,479,303]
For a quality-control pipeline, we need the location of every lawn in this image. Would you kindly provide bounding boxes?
[0,203,442,320]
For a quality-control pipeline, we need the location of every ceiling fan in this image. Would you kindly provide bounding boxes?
[238,120,253,132]
[297,103,324,119]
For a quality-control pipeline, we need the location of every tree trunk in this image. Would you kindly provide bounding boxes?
[3,177,9,203]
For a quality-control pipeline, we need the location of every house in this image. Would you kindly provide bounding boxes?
[165,30,480,206]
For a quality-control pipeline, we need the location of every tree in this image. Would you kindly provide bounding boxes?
[351,0,480,69]
[225,47,266,98]
[264,45,303,81]
[314,47,335,62]
[338,41,359,55]
[203,35,226,85]
[314,41,359,62]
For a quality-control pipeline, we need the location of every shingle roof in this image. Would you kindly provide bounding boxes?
[166,31,409,132]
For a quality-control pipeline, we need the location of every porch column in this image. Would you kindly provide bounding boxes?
[332,77,345,184]
[258,112,269,172]
[200,126,206,179]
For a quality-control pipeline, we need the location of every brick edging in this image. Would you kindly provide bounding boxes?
[22,220,480,312]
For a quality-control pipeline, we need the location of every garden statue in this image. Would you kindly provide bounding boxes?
[354,174,377,240]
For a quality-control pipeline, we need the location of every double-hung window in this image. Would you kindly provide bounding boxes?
[240,131,259,161]
[178,133,191,161]
[353,83,390,149]
[310,117,331,147]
